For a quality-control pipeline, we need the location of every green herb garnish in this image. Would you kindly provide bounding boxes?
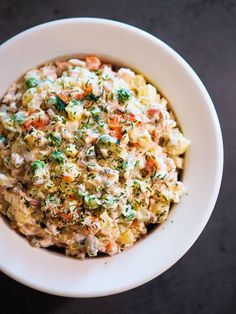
[47,132,62,147]
[55,96,67,111]
[84,194,101,209]
[84,93,100,102]
[116,88,131,103]
[24,199,30,208]
[95,69,103,76]
[98,134,117,148]
[85,146,96,158]
[122,204,135,221]
[89,106,100,117]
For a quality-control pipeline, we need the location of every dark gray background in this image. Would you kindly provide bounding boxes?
[0,0,235,313]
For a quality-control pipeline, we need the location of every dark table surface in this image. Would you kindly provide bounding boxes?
[0,0,235,313]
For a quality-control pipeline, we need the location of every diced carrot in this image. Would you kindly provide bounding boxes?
[62,175,74,183]
[108,114,120,129]
[75,85,93,100]
[129,113,136,122]
[114,128,123,140]
[58,85,92,103]
[75,92,84,100]
[136,121,144,127]
[106,241,113,252]
[85,56,101,70]
[145,156,159,175]
[23,114,49,130]
[58,93,70,103]
[131,219,140,227]
[57,89,74,103]
[84,85,93,94]
[108,114,123,140]
[32,114,49,129]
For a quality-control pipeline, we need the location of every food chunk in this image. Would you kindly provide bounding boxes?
[0,56,190,259]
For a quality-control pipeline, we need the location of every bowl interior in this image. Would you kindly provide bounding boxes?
[0,18,223,297]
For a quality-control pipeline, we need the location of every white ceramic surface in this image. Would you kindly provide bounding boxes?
[0,18,223,297]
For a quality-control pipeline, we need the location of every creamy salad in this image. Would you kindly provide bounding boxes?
[0,56,190,258]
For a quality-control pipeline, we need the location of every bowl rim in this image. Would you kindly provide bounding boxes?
[0,17,224,297]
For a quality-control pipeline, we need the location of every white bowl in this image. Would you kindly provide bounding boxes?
[0,18,223,297]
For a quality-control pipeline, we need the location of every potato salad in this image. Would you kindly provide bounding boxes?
[0,56,190,258]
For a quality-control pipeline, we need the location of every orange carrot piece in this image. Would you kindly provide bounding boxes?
[129,113,136,122]
[145,156,159,175]
[85,56,101,70]
[62,175,74,183]
[114,128,123,140]
[32,114,49,129]
[108,114,120,129]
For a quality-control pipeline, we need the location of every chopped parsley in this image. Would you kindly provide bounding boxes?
[69,99,82,106]
[89,106,101,118]
[55,96,67,111]
[101,105,108,113]
[95,69,103,75]
[24,199,30,208]
[116,88,131,103]
[84,194,101,209]
[83,92,100,102]
[85,146,96,158]
[53,115,66,124]
[47,132,62,147]
[116,159,128,172]
[122,204,135,221]
[98,134,117,147]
